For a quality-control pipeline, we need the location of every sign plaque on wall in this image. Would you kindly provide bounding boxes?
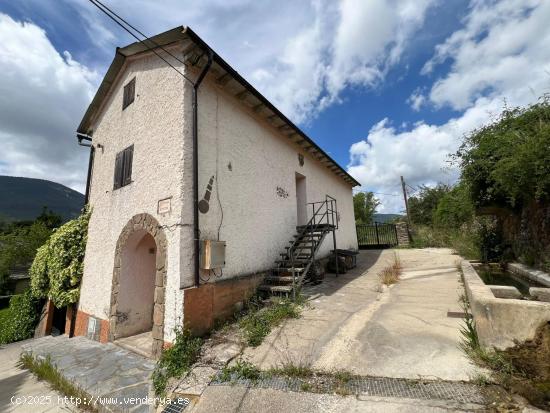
[158,197,171,215]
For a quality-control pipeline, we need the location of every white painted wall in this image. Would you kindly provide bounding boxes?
[185,73,358,286]
[80,51,188,342]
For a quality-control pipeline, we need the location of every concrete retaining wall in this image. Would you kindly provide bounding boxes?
[462,260,550,350]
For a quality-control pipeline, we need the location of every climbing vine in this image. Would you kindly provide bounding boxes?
[29,208,91,307]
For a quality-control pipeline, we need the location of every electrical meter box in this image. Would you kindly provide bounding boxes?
[200,240,226,269]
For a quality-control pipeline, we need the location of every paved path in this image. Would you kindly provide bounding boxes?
[0,339,77,412]
[243,248,480,381]
[21,335,156,413]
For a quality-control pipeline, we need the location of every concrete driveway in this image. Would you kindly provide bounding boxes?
[242,248,480,381]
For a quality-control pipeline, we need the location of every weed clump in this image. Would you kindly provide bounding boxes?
[378,253,402,286]
[152,327,202,396]
[19,354,96,411]
[239,297,302,347]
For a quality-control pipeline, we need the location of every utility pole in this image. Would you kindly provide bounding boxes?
[401,176,411,227]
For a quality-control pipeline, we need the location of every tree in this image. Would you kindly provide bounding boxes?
[0,211,61,294]
[433,183,474,229]
[455,97,550,208]
[408,184,451,226]
[353,192,380,224]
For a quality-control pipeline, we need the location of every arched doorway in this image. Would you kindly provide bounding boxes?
[109,214,167,358]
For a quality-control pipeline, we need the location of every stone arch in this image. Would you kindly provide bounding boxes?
[110,213,167,358]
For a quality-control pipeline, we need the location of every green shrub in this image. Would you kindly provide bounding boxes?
[29,208,90,307]
[0,291,41,344]
[152,327,203,396]
[456,97,550,208]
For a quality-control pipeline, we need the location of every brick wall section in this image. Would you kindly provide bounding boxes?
[184,273,265,336]
[73,310,110,343]
[395,223,410,246]
[34,300,54,338]
[73,309,89,337]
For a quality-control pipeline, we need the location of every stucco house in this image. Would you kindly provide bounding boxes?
[73,27,359,357]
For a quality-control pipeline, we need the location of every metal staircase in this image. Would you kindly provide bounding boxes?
[259,195,339,298]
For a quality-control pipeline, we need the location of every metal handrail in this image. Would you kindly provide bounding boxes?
[286,195,340,298]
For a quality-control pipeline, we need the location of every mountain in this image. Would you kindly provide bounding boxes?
[0,176,84,222]
[373,213,403,223]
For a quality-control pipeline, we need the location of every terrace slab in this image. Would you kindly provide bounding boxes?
[21,335,156,412]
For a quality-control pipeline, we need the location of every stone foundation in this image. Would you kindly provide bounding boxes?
[183,272,265,336]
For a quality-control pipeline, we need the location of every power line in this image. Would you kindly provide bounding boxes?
[87,0,195,85]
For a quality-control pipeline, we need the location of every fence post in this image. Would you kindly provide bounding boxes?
[375,222,380,245]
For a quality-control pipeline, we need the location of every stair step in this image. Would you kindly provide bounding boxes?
[258,285,293,293]
[276,260,309,264]
[272,267,305,272]
[285,245,314,249]
[296,224,335,230]
[294,234,322,238]
[265,275,294,283]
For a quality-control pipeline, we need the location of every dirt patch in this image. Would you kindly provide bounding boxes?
[501,321,550,410]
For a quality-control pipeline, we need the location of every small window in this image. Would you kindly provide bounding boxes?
[122,77,135,110]
[113,145,133,190]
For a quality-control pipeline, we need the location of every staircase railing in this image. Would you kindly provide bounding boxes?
[287,195,339,299]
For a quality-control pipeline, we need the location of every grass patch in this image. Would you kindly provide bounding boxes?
[238,297,302,347]
[411,225,480,260]
[378,252,402,286]
[152,327,203,396]
[19,354,96,411]
[220,360,262,383]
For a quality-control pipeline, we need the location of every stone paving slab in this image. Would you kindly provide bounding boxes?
[21,336,156,413]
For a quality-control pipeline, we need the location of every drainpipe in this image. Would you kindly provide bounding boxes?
[77,133,94,206]
[192,50,214,287]
[73,132,94,337]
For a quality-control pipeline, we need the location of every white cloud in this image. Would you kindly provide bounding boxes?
[68,0,436,123]
[348,0,550,213]
[0,13,98,192]
[407,88,426,111]
[252,0,437,122]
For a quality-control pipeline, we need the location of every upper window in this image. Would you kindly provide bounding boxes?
[122,77,135,110]
[113,145,133,190]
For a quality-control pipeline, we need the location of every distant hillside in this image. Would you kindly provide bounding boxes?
[0,176,84,222]
[373,213,403,223]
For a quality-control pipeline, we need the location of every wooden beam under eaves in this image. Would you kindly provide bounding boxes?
[253,103,265,113]
[216,72,232,86]
[235,90,250,100]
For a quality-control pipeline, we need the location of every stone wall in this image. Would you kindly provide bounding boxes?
[499,200,550,272]
[395,223,410,246]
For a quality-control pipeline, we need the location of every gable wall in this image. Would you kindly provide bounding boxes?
[80,52,188,342]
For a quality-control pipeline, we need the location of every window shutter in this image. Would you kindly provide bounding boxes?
[123,145,133,186]
[123,77,135,110]
[113,151,123,189]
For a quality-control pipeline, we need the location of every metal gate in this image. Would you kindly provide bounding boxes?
[356,223,398,248]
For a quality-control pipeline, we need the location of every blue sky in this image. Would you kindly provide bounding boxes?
[1,0,549,212]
